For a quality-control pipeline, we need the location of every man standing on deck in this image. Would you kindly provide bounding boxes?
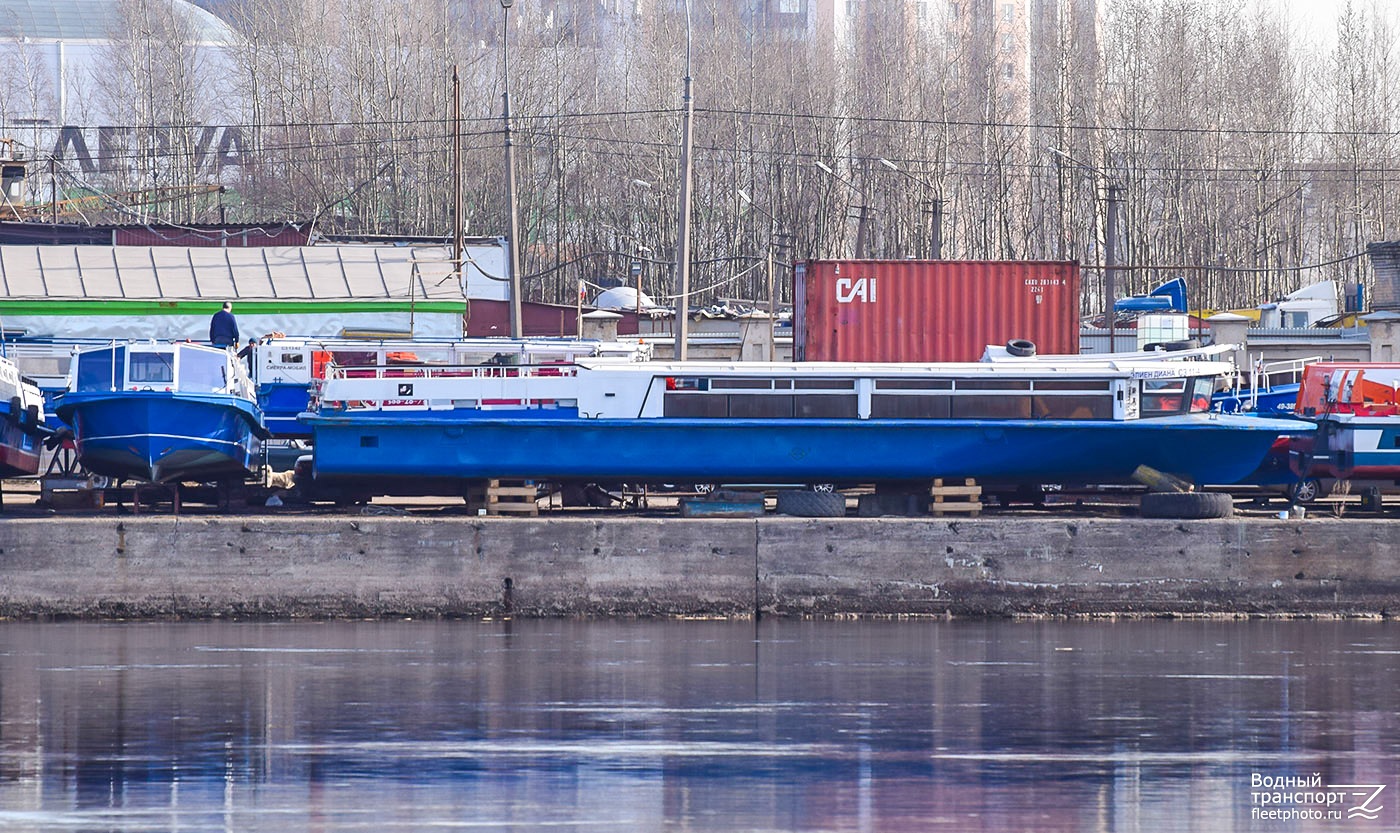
[210,301,239,348]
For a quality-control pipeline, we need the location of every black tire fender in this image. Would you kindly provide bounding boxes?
[1139,491,1234,519]
[1006,338,1037,358]
[1162,339,1201,352]
[775,489,847,517]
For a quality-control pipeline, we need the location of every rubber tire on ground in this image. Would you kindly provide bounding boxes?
[1139,491,1234,519]
[1006,338,1037,358]
[1285,478,1321,504]
[775,489,847,517]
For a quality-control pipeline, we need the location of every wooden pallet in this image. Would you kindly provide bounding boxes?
[930,478,982,517]
[466,479,539,516]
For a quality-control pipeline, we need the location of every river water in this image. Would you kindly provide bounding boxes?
[0,619,1394,832]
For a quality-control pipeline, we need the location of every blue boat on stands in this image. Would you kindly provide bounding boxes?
[54,341,270,484]
[300,344,1311,494]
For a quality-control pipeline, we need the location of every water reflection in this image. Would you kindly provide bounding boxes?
[0,619,1394,831]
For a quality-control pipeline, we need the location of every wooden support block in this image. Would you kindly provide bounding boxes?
[930,477,982,517]
[466,479,539,516]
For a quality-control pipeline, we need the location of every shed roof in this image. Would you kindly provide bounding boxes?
[0,0,236,42]
[0,244,466,301]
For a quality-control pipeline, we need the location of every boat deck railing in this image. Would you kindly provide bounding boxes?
[315,361,588,413]
[1250,355,1318,388]
[323,361,586,381]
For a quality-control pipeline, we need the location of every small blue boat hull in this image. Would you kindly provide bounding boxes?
[56,392,265,483]
[1212,384,1300,415]
[259,382,314,438]
[303,412,1310,487]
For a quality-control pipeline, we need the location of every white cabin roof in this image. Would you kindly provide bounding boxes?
[0,244,474,302]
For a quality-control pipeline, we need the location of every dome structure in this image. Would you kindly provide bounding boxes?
[594,286,661,312]
[0,0,236,44]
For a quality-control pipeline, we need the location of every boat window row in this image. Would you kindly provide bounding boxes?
[661,374,1215,420]
[663,376,1117,420]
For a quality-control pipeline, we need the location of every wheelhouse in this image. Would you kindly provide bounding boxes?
[70,342,253,397]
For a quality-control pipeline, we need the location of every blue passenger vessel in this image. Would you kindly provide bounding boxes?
[54,341,270,484]
[300,345,1311,490]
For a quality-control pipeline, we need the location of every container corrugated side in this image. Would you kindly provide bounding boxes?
[796,260,1080,362]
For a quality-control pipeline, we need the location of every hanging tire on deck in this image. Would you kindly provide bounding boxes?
[1139,491,1234,519]
[1006,339,1037,358]
[775,489,847,517]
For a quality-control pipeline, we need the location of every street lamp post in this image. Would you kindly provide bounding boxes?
[630,179,655,319]
[1048,146,1122,353]
[501,0,524,338]
[878,157,942,259]
[738,189,788,361]
[814,159,870,259]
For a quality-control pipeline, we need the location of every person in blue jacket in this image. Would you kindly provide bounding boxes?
[210,301,239,348]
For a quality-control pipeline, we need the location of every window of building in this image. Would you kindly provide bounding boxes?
[779,0,801,13]
[1001,3,1013,22]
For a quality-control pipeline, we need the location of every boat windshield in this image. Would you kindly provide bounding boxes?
[1142,376,1215,415]
[128,351,175,387]
[74,346,125,392]
[178,346,229,393]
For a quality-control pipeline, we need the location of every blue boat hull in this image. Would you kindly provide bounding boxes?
[55,392,265,483]
[303,412,1309,487]
[259,382,314,438]
[1212,384,1299,415]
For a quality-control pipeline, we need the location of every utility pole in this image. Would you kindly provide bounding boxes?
[1106,183,1122,353]
[501,0,524,338]
[853,204,870,259]
[930,198,943,259]
[452,65,464,336]
[673,0,695,360]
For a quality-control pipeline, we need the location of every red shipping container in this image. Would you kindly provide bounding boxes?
[795,260,1081,362]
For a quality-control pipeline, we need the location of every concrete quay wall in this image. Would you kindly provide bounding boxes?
[0,516,1395,619]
